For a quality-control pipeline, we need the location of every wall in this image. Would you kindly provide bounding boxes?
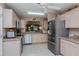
[20,17,48,33]
[24,17,44,27]
[20,17,48,43]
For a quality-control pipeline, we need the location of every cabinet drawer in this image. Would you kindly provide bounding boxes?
[3,41,21,56]
[60,39,79,56]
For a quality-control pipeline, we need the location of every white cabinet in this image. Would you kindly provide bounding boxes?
[64,7,79,28]
[3,39,21,56]
[41,34,48,42]
[0,37,2,56]
[0,15,2,56]
[60,39,79,56]
[32,34,42,43]
[32,34,48,43]
[60,39,66,55]
[3,9,18,28]
[60,39,71,56]
[0,15,2,29]
[0,7,3,56]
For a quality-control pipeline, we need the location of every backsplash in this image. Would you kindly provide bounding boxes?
[69,28,79,36]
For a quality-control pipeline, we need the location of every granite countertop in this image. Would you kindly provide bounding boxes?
[61,37,79,44]
[3,36,22,42]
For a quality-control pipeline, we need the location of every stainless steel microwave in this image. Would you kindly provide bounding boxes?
[6,31,16,38]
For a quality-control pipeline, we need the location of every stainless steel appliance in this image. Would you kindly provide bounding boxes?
[5,28,16,38]
[23,34,32,44]
[48,20,69,55]
[6,32,16,38]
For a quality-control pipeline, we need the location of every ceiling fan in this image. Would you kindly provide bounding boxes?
[36,3,48,13]
[37,3,62,13]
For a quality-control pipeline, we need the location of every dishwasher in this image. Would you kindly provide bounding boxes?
[23,34,32,45]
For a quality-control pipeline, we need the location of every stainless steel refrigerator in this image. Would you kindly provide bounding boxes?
[48,20,69,55]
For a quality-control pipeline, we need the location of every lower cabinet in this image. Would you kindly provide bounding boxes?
[60,39,79,56]
[60,39,67,55]
[32,34,48,43]
[3,40,21,56]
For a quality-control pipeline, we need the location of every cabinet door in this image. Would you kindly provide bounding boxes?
[41,34,48,43]
[65,7,79,28]
[0,10,2,56]
[0,15,2,29]
[0,6,2,14]
[70,10,79,28]
[12,11,16,28]
[65,40,79,56]
[3,41,21,56]
[60,39,67,55]
[3,9,17,28]
[3,9,12,28]
[60,39,79,56]
[32,34,42,43]
[65,13,71,28]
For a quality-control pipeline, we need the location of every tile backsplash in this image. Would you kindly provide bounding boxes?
[69,28,79,36]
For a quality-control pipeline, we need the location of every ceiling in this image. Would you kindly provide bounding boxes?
[6,3,79,17]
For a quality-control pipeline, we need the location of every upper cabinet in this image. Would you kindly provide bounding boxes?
[3,9,19,28]
[61,7,79,28]
[0,6,2,15]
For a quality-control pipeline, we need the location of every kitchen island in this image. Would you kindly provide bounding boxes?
[23,32,48,44]
[3,36,22,56]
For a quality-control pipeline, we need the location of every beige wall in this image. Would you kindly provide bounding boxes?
[23,17,44,27]
[20,17,48,33]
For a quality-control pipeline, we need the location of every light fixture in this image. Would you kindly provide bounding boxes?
[47,6,61,10]
[27,12,45,15]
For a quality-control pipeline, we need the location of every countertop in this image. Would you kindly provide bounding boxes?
[24,32,48,34]
[61,37,79,44]
[3,36,22,42]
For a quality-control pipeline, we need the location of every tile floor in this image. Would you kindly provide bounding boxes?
[21,43,55,56]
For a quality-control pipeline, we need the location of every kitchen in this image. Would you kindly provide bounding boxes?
[0,3,79,56]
